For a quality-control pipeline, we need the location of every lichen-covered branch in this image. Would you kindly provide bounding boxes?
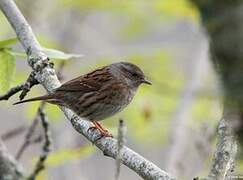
[69,114,175,180]
[208,120,237,179]
[207,103,238,180]
[194,111,237,180]
[0,0,176,179]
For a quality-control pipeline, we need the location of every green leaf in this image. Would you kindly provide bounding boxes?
[42,47,84,60]
[0,50,16,93]
[6,47,84,60]
[4,49,26,57]
[0,38,18,48]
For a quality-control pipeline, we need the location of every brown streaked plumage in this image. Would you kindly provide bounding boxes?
[14,62,151,138]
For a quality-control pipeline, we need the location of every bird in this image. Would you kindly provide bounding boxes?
[14,62,151,138]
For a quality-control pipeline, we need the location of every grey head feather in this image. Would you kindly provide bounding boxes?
[109,61,147,90]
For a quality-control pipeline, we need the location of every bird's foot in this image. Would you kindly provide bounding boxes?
[88,121,113,142]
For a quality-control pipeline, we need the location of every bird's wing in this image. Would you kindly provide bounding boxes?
[55,67,113,92]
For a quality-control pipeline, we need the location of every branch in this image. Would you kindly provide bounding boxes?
[115,119,126,180]
[16,102,45,160]
[1,125,26,141]
[194,104,238,180]
[0,84,24,100]
[166,39,209,177]
[0,0,176,179]
[0,71,39,101]
[208,120,237,179]
[27,107,51,180]
[207,104,237,180]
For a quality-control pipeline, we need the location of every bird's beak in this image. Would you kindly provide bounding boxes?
[141,78,152,85]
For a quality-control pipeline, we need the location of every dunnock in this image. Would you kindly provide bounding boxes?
[14,62,151,137]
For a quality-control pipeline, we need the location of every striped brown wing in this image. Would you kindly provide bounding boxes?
[55,66,112,93]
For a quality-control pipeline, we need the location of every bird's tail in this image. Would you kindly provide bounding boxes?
[13,95,51,105]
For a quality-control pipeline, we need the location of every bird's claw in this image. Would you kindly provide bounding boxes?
[87,121,113,143]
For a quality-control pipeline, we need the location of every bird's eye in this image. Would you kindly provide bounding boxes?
[131,72,138,77]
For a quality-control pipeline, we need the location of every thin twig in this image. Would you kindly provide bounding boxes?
[1,125,26,141]
[19,71,39,100]
[27,107,51,180]
[115,119,126,180]
[0,84,24,100]
[0,71,39,101]
[15,102,45,160]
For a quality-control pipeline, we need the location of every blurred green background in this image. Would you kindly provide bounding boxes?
[1,0,240,179]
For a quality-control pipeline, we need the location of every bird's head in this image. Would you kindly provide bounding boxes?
[111,62,151,90]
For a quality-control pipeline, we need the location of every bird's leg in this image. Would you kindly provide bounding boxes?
[88,121,113,139]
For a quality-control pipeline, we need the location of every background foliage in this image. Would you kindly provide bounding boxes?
[1,0,239,179]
